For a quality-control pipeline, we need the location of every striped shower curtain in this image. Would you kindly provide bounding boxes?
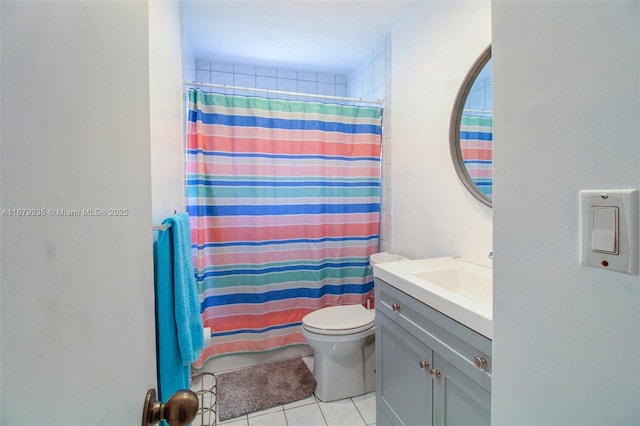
[459,115,493,198]
[186,90,383,366]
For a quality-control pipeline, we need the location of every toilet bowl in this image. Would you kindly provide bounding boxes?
[301,252,408,402]
[301,304,375,402]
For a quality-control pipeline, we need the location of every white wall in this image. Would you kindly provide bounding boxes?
[150,0,187,223]
[390,1,492,266]
[492,1,639,424]
[181,10,196,83]
[1,2,156,424]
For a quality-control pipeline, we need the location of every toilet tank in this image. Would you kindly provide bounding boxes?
[370,252,408,265]
[368,252,409,310]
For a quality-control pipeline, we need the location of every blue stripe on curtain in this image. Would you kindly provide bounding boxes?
[201,282,375,310]
[187,204,380,216]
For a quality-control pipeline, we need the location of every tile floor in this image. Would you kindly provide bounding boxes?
[191,357,376,426]
[216,391,376,426]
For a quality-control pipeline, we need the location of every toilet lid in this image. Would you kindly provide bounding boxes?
[302,305,374,335]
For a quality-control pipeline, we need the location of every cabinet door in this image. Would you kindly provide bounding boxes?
[376,312,433,425]
[432,353,491,426]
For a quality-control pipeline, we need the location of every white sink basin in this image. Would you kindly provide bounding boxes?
[373,257,493,339]
[414,267,492,305]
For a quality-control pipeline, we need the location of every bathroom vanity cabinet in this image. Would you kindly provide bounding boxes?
[374,278,492,425]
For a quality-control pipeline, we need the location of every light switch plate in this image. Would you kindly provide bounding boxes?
[580,189,639,275]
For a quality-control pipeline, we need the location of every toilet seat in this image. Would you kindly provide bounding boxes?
[302,305,374,335]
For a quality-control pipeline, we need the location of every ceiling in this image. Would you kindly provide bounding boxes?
[181,0,418,74]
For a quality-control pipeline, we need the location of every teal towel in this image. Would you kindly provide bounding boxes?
[154,213,203,401]
[154,235,189,401]
[162,213,204,365]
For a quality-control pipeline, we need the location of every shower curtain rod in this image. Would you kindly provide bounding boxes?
[184,81,384,105]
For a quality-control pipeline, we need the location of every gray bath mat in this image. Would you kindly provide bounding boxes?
[217,357,316,421]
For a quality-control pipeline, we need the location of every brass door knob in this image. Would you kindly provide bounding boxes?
[419,360,430,370]
[473,356,488,369]
[391,303,400,312]
[430,369,441,379]
[142,388,199,426]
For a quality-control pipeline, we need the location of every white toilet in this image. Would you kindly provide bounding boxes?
[301,252,407,402]
[301,304,375,401]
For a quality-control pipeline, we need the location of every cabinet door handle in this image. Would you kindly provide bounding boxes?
[430,369,441,379]
[391,303,400,312]
[473,356,488,369]
[419,360,430,370]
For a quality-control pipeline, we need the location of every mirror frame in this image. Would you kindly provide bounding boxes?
[449,45,492,208]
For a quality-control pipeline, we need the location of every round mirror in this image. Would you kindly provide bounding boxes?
[450,45,492,207]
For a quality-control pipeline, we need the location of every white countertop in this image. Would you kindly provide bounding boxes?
[373,257,493,339]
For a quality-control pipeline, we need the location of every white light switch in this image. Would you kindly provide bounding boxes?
[591,207,618,254]
[580,189,639,275]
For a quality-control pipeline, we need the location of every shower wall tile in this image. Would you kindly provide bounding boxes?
[256,66,277,77]
[345,34,390,245]
[363,51,374,68]
[212,71,234,85]
[385,34,393,248]
[350,74,363,99]
[374,85,385,103]
[385,34,392,61]
[317,82,336,96]
[277,78,297,92]
[212,63,234,73]
[385,58,392,88]
[234,64,256,75]
[352,62,364,82]
[297,80,317,94]
[379,208,388,247]
[277,68,297,80]
[256,76,278,91]
[363,67,375,98]
[298,71,317,82]
[375,40,386,62]
[374,56,385,91]
[183,66,196,82]
[196,59,211,71]
[317,73,335,84]
[347,36,388,101]
[197,60,349,101]
[234,73,256,88]
[195,69,211,84]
